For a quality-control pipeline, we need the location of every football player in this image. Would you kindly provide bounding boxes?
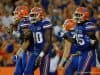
[59,19,76,68]
[28,7,52,75]
[63,7,97,75]
[12,5,34,75]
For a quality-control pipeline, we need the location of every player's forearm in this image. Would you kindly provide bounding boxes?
[42,42,51,54]
[41,28,52,56]
[21,40,30,50]
[62,40,71,59]
[20,29,32,51]
[59,40,71,66]
[39,28,52,57]
[95,31,100,41]
[16,40,30,56]
[39,42,51,58]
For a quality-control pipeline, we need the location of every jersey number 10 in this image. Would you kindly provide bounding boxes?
[35,32,43,43]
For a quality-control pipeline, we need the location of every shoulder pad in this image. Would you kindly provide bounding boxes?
[85,22,96,29]
[42,18,51,23]
[85,21,94,26]
[42,18,52,29]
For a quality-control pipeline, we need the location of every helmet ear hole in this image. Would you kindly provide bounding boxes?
[85,12,90,20]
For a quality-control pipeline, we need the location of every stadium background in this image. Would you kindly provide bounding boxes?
[0,0,99,75]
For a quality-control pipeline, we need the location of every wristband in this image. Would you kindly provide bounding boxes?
[39,51,45,57]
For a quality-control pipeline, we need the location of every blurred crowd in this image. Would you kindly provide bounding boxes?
[0,0,99,66]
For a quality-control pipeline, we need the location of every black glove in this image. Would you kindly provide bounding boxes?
[35,56,43,67]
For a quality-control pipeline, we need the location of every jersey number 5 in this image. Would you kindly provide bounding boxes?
[76,34,85,45]
[72,32,85,45]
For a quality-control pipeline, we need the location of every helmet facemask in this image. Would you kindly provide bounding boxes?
[73,11,84,23]
[29,12,38,23]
